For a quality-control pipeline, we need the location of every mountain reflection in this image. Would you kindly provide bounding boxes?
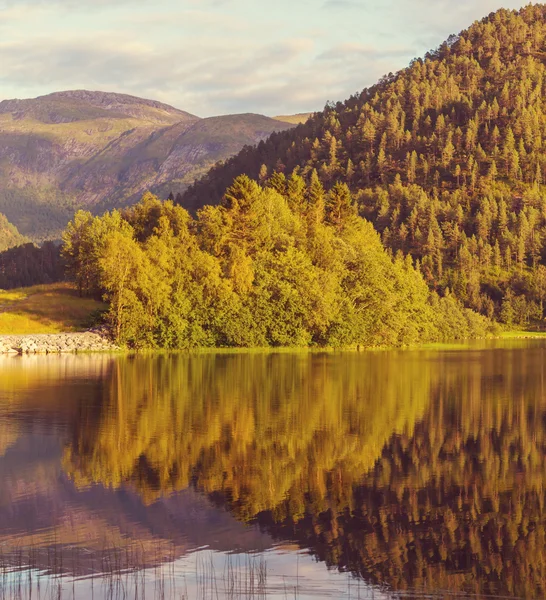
[61,348,546,598]
[2,347,546,597]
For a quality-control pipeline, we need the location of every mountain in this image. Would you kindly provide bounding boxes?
[181,5,546,327]
[0,90,195,124]
[0,90,296,242]
[144,113,301,200]
[273,113,312,124]
[0,212,28,252]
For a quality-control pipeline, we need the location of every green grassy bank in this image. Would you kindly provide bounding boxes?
[0,283,107,334]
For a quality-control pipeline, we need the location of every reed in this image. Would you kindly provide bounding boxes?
[0,544,273,600]
[0,543,392,599]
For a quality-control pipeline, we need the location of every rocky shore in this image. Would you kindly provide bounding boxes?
[0,331,119,355]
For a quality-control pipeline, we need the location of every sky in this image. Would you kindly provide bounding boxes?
[0,0,528,117]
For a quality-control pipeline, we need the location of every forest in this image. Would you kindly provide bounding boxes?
[0,242,64,289]
[181,5,546,327]
[61,181,492,348]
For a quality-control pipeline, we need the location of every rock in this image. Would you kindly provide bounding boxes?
[0,332,119,355]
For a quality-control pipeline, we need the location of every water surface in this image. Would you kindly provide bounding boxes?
[1,343,545,599]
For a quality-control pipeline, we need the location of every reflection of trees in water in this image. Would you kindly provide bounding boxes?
[64,353,431,512]
[256,348,546,598]
[64,348,546,597]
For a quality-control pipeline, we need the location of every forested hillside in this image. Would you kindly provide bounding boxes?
[0,91,295,242]
[182,5,546,326]
[0,210,64,289]
[0,213,28,252]
[0,243,64,289]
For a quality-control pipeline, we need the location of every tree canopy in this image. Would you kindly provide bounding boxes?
[62,180,492,348]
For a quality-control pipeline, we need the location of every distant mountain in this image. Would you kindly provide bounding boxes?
[0,90,195,124]
[0,212,28,252]
[0,90,296,243]
[119,112,299,202]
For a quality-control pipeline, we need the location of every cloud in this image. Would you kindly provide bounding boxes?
[318,42,415,61]
[0,0,142,6]
[392,0,525,39]
[322,0,525,45]
[124,8,245,30]
[322,0,365,8]
[0,29,397,116]
[0,0,530,117]
[0,6,33,23]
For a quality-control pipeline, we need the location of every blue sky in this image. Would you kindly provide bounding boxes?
[0,0,527,117]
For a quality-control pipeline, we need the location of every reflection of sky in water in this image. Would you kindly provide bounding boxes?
[4,548,394,600]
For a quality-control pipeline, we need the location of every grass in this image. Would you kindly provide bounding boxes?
[273,113,312,124]
[499,330,546,339]
[0,283,107,334]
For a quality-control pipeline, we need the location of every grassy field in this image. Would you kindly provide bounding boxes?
[273,113,312,124]
[499,330,546,338]
[0,283,107,334]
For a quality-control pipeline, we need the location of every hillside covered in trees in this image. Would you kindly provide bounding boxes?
[62,184,492,348]
[0,213,28,252]
[0,242,64,289]
[0,209,64,289]
[181,5,546,327]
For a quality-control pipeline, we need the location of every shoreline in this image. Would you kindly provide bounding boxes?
[0,331,119,355]
[1,330,546,356]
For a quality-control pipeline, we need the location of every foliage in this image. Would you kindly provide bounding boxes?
[182,5,546,327]
[62,185,494,348]
[0,242,64,289]
[0,212,28,252]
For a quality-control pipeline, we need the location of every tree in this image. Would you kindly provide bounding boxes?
[99,229,147,343]
[325,182,356,231]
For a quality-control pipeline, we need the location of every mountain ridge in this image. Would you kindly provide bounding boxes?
[0,90,297,243]
[0,90,198,124]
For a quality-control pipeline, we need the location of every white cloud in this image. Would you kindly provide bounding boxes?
[0,32,348,115]
[0,0,143,7]
[0,0,531,116]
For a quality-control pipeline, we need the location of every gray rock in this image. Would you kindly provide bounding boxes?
[0,332,119,355]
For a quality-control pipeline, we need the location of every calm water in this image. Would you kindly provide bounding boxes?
[1,343,545,599]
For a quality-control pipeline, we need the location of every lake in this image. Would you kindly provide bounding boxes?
[0,342,545,599]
